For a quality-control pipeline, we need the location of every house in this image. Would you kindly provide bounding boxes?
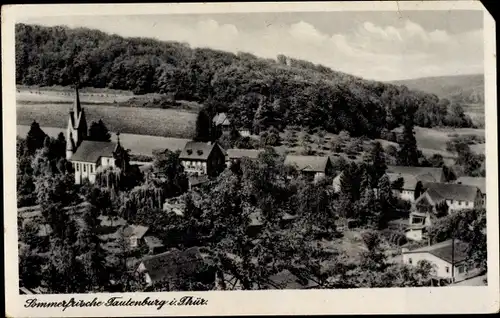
[415,182,483,214]
[213,113,231,133]
[215,268,318,290]
[188,174,210,190]
[284,155,334,182]
[136,247,215,287]
[179,141,226,177]
[386,165,446,183]
[387,173,425,202]
[143,236,166,255]
[120,225,149,249]
[402,239,479,282]
[454,176,486,205]
[225,149,263,168]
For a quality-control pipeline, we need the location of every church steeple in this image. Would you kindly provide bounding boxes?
[73,84,82,115]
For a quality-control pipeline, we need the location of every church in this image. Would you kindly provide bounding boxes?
[66,86,126,184]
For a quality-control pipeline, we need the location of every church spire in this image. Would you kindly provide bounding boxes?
[73,83,82,115]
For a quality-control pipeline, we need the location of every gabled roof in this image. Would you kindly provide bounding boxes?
[387,165,443,182]
[423,182,480,202]
[213,113,231,126]
[265,269,318,290]
[284,155,330,173]
[144,236,164,249]
[454,177,486,194]
[387,172,419,191]
[226,149,263,160]
[122,225,149,239]
[138,247,207,284]
[179,141,220,160]
[71,140,116,163]
[404,239,470,264]
[188,174,210,187]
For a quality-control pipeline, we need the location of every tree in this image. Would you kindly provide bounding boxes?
[25,120,47,155]
[260,127,281,147]
[377,174,396,229]
[88,119,111,142]
[194,107,212,142]
[397,116,419,166]
[428,154,444,168]
[339,162,362,202]
[366,141,387,186]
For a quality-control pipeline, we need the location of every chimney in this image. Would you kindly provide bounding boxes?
[207,141,212,145]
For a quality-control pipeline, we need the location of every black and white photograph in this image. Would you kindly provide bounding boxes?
[3,1,499,316]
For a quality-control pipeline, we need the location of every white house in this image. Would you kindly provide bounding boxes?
[454,176,486,206]
[402,239,477,282]
[415,182,484,214]
[179,141,226,177]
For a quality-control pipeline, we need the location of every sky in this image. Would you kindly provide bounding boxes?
[19,10,484,81]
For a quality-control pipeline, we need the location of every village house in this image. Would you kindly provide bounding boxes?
[225,149,264,168]
[414,182,483,214]
[406,182,483,242]
[143,236,166,255]
[212,112,232,134]
[179,141,226,177]
[387,173,426,202]
[402,239,479,283]
[120,224,150,249]
[284,155,334,182]
[387,165,446,181]
[454,176,486,205]
[136,247,215,287]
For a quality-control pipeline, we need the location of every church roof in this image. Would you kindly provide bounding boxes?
[71,140,116,163]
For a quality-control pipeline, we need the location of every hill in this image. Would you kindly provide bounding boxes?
[16,23,475,138]
[391,74,484,110]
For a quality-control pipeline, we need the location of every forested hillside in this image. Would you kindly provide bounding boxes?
[16,23,474,137]
[391,74,484,107]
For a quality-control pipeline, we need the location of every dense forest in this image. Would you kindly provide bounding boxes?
[16,23,474,138]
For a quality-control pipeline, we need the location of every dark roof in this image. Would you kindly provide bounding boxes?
[179,141,219,160]
[455,177,486,194]
[265,269,318,290]
[284,155,330,173]
[226,149,263,160]
[71,140,116,163]
[387,165,443,182]
[122,225,149,239]
[423,182,480,202]
[387,173,419,191]
[189,174,210,187]
[139,247,207,283]
[404,239,470,264]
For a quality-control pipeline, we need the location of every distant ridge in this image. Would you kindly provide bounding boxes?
[390,74,484,107]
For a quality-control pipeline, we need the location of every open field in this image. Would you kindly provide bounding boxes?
[17,103,196,139]
[17,125,191,156]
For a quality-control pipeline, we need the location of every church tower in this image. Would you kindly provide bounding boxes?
[66,85,88,159]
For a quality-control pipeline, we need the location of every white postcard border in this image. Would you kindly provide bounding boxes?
[3,2,499,317]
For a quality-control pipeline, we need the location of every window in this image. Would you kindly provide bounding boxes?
[450,200,454,204]
[130,236,138,247]
[408,258,412,264]
[445,266,450,273]
[76,163,79,171]
[83,164,86,172]
[90,165,93,173]
[458,265,466,274]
